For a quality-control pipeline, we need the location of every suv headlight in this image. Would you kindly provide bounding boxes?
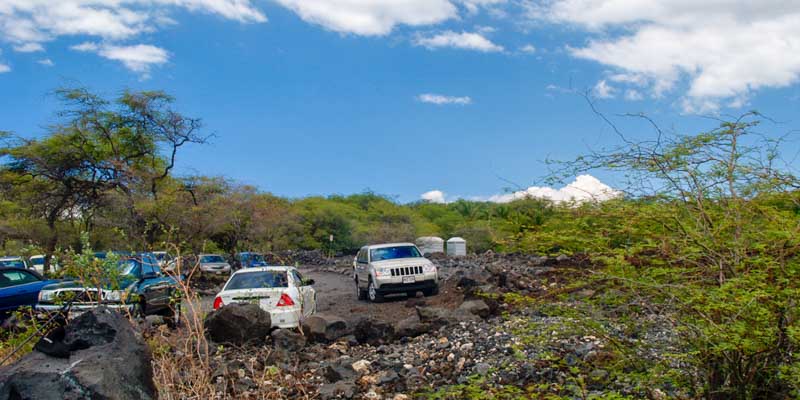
[423,264,436,273]
[103,290,127,303]
[375,268,391,278]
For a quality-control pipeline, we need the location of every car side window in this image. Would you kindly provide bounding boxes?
[0,270,39,288]
[357,249,367,263]
[291,270,305,286]
[142,260,155,277]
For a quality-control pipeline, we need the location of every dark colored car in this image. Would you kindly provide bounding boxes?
[236,252,268,269]
[0,267,60,319]
[37,253,181,325]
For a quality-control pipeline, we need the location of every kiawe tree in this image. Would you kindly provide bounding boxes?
[0,88,205,271]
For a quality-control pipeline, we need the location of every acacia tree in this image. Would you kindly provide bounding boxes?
[0,88,205,271]
[551,111,800,398]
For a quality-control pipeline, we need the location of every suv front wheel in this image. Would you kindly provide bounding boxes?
[355,278,367,301]
[367,279,384,303]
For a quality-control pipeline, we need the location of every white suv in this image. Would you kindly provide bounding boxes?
[354,243,439,302]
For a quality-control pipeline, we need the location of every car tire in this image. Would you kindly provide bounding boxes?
[132,300,146,319]
[355,278,367,301]
[423,286,439,297]
[367,279,384,303]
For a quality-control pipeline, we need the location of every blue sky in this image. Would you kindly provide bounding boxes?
[1,1,799,203]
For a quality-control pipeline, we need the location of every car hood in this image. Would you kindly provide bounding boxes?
[40,276,138,292]
[371,257,432,268]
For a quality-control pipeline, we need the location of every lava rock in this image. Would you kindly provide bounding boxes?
[0,307,156,400]
[204,303,272,346]
[271,328,306,352]
[458,300,491,319]
[302,314,349,343]
[395,315,431,338]
[354,318,395,345]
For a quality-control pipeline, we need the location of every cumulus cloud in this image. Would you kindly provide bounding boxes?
[421,190,447,203]
[0,63,9,73]
[415,30,504,52]
[273,0,457,36]
[488,175,620,203]
[0,0,265,73]
[72,42,168,74]
[417,93,473,105]
[519,44,536,54]
[593,79,615,99]
[529,0,800,112]
[458,0,506,14]
[37,58,54,67]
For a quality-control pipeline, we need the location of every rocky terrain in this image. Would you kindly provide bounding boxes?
[0,251,687,399]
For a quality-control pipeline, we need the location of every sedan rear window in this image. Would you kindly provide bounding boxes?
[370,246,421,262]
[0,259,26,268]
[225,271,288,290]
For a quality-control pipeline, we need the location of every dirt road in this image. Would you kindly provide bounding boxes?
[191,267,461,324]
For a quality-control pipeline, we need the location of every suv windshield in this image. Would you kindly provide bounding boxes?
[225,271,288,290]
[370,246,421,262]
[201,255,225,263]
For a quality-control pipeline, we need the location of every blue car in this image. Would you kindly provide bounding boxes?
[36,253,181,325]
[0,267,60,319]
[236,252,268,269]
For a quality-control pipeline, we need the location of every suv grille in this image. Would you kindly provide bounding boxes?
[391,266,423,277]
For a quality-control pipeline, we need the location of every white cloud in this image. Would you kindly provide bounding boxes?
[415,30,503,52]
[488,175,620,203]
[519,44,536,53]
[417,93,472,105]
[72,42,168,74]
[273,0,457,36]
[0,63,9,73]
[13,42,43,52]
[458,0,506,14]
[421,190,447,203]
[593,79,615,99]
[37,58,54,66]
[624,89,643,101]
[530,0,800,111]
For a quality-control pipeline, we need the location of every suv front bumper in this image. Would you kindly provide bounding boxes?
[374,279,438,294]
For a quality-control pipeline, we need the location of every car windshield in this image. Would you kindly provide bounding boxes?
[250,254,265,263]
[0,259,25,268]
[202,255,225,263]
[154,253,168,261]
[0,270,40,288]
[117,259,140,276]
[225,271,288,290]
[30,257,44,265]
[370,246,421,262]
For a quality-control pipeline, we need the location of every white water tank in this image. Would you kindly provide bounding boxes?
[416,236,444,255]
[446,237,467,256]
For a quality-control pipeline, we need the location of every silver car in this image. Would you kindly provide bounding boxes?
[198,254,232,275]
[353,243,439,302]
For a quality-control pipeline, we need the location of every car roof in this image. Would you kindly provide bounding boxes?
[232,266,293,274]
[0,256,24,261]
[363,242,417,250]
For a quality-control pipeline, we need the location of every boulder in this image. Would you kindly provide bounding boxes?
[458,300,491,319]
[271,328,306,352]
[0,307,156,400]
[322,361,355,382]
[395,315,431,338]
[204,303,272,346]
[302,314,349,343]
[354,318,395,345]
[416,306,479,329]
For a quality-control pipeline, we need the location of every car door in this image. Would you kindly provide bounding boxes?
[138,258,170,311]
[355,248,368,285]
[291,269,315,317]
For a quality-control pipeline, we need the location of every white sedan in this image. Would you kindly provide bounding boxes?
[213,266,317,328]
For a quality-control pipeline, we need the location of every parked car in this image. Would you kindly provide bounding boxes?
[354,243,439,303]
[0,256,29,269]
[213,266,316,328]
[0,267,60,320]
[152,251,173,269]
[199,254,232,275]
[164,255,197,274]
[29,255,60,274]
[36,253,181,324]
[236,252,268,269]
